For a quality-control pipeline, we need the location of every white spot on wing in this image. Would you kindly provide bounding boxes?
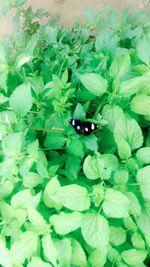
[85,127,89,132]
[77,125,80,130]
[72,119,75,126]
[91,123,95,130]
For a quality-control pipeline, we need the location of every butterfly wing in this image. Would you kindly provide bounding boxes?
[69,119,83,135]
[82,121,98,136]
[69,119,98,135]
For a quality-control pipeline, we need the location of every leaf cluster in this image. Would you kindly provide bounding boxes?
[0,2,150,267]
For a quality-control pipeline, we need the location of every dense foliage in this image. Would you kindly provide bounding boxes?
[1,1,150,266]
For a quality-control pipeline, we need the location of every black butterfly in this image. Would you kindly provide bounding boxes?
[69,119,98,136]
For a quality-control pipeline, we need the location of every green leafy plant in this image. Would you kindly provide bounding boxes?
[0,1,150,266]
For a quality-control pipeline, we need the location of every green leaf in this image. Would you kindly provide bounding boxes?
[42,233,57,267]
[131,94,150,116]
[88,248,107,267]
[19,158,33,176]
[2,7,150,266]
[108,245,121,263]
[121,249,147,265]
[95,29,119,55]
[110,226,126,246]
[109,53,131,78]
[44,132,66,149]
[0,237,12,267]
[114,168,129,184]
[2,220,20,240]
[117,139,131,160]
[54,238,71,267]
[0,180,14,199]
[81,211,109,250]
[92,184,104,207]
[0,93,9,105]
[114,115,143,158]
[50,212,82,235]
[136,34,150,65]
[136,147,150,164]
[126,118,143,150]
[82,135,98,151]
[137,211,150,246]
[137,166,150,200]
[97,154,118,180]
[73,103,86,120]
[14,209,27,226]
[16,53,33,69]
[10,231,38,264]
[45,26,58,44]
[118,262,128,267]
[0,203,27,226]
[23,172,43,188]
[103,188,129,218]
[83,154,100,180]
[11,189,33,208]
[15,35,39,68]
[126,192,141,217]
[61,69,68,84]
[66,138,84,158]
[36,161,49,178]
[55,184,90,211]
[131,232,145,250]
[27,257,52,267]
[124,217,137,232]
[2,132,22,158]
[11,189,39,209]
[9,83,33,116]
[119,73,150,97]
[127,157,139,173]
[76,87,96,101]
[80,73,107,96]
[71,238,87,266]
[37,151,48,173]
[26,140,39,160]
[65,155,81,181]
[102,104,124,132]
[43,176,62,210]
[83,153,118,180]
[28,208,48,234]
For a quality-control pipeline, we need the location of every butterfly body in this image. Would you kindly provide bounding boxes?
[69,119,98,136]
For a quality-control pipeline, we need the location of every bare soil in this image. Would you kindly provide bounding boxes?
[0,0,148,39]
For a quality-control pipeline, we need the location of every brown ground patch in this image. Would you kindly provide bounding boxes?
[0,0,148,39]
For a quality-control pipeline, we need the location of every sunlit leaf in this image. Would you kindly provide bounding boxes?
[137,166,150,200]
[43,176,62,210]
[0,237,12,267]
[27,257,52,267]
[42,233,57,267]
[54,238,71,266]
[50,212,82,235]
[102,188,129,218]
[80,73,107,96]
[81,211,109,250]
[121,249,147,265]
[55,184,90,211]
[10,231,38,264]
[9,83,33,116]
